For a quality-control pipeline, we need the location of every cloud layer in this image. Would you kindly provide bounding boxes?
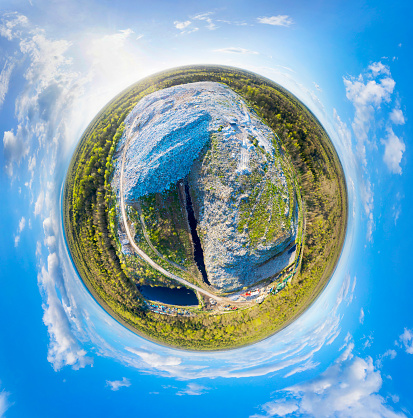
[0,11,359,388]
[252,341,405,418]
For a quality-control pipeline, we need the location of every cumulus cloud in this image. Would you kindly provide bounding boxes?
[369,61,391,77]
[174,20,191,30]
[173,20,198,35]
[257,15,293,27]
[106,377,131,391]
[252,342,405,418]
[34,190,44,216]
[2,14,87,181]
[214,47,259,55]
[390,108,405,125]
[1,13,137,373]
[381,128,405,174]
[344,65,395,166]
[252,400,298,417]
[14,216,26,247]
[3,128,29,177]
[342,61,405,242]
[177,383,209,396]
[398,328,413,354]
[0,12,28,40]
[38,252,93,371]
[18,216,26,233]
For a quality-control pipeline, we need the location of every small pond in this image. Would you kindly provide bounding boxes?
[139,285,199,306]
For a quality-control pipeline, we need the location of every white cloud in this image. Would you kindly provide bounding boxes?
[252,400,298,417]
[116,270,355,380]
[0,12,28,40]
[3,15,89,180]
[390,108,405,125]
[359,178,374,241]
[376,350,397,370]
[28,154,36,172]
[362,334,374,350]
[214,47,259,55]
[18,216,26,233]
[125,347,181,368]
[392,192,402,225]
[34,190,44,216]
[359,308,365,324]
[174,20,191,30]
[313,82,321,91]
[0,385,11,417]
[381,128,405,174]
[0,58,14,107]
[3,128,28,177]
[19,33,74,88]
[257,15,293,27]
[14,216,26,247]
[253,342,405,418]
[369,62,391,77]
[216,19,248,26]
[283,360,319,378]
[35,240,42,257]
[398,328,413,354]
[344,72,395,166]
[333,109,353,158]
[106,377,131,391]
[177,383,209,396]
[192,12,217,30]
[38,252,93,371]
[342,61,404,242]
[2,13,109,372]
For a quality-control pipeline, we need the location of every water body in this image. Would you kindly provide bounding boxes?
[184,181,210,285]
[139,285,198,306]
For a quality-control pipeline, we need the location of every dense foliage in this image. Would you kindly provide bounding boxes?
[64,65,347,350]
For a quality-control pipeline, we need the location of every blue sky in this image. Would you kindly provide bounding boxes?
[0,0,412,417]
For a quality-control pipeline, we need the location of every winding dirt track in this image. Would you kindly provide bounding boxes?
[119,129,250,306]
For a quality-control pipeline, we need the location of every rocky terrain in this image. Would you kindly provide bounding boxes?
[189,106,299,291]
[112,81,299,292]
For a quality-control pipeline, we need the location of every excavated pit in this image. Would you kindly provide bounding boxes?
[184,180,210,286]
